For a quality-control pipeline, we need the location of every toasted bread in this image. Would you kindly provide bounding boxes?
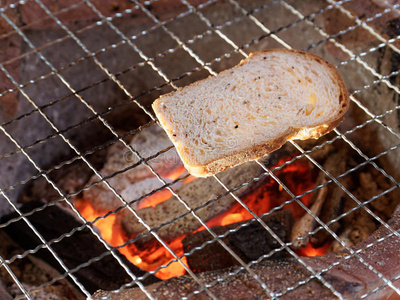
[153,49,349,177]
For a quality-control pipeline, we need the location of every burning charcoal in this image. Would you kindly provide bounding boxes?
[94,204,400,300]
[121,159,269,244]
[183,226,239,273]
[83,124,184,211]
[228,218,289,260]
[291,174,328,249]
[0,201,159,294]
[182,210,294,273]
[309,148,350,247]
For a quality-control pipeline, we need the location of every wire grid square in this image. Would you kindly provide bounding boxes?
[37,35,89,70]
[0,0,400,299]
[0,4,21,37]
[75,24,127,53]
[187,32,243,67]
[94,43,142,73]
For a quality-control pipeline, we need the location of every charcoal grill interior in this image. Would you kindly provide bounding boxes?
[1,0,400,299]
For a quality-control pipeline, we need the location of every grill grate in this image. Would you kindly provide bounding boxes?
[0,0,400,299]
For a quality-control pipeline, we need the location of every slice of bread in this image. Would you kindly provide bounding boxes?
[153,49,349,177]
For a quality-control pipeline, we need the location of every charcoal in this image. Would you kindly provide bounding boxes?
[0,201,159,294]
[0,277,12,300]
[182,210,294,273]
[228,220,287,261]
[94,203,400,300]
[122,158,271,245]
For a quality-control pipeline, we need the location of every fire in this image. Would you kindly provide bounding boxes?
[133,256,142,264]
[197,157,314,232]
[296,242,330,257]
[136,189,172,209]
[75,197,188,280]
[221,213,244,226]
[76,156,318,280]
[136,166,189,209]
[75,199,116,242]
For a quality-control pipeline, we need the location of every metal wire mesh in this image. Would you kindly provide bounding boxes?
[0,0,400,299]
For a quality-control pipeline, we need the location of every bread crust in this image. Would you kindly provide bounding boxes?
[153,49,350,177]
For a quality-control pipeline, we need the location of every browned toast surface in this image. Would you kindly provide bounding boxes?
[153,49,349,177]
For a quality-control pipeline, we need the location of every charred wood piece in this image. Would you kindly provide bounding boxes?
[182,210,294,272]
[122,159,269,245]
[0,201,159,294]
[94,204,400,300]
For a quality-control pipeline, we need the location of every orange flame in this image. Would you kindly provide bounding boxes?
[296,242,330,257]
[76,157,317,280]
[75,199,116,242]
[136,166,193,209]
[75,198,188,279]
[136,189,172,209]
[221,213,244,226]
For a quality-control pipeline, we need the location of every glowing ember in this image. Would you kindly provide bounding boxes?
[136,189,172,209]
[164,165,185,180]
[197,157,314,232]
[76,157,319,280]
[75,198,188,280]
[296,242,330,257]
[75,199,116,242]
[221,213,243,226]
[136,166,188,209]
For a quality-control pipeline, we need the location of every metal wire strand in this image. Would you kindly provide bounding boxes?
[1,0,400,299]
[0,0,27,12]
[82,0,276,297]
[22,0,232,298]
[0,8,159,300]
[183,0,400,297]
[0,0,383,136]
[0,256,32,299]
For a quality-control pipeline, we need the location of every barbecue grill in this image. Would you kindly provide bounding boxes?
[1,0,400,299]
